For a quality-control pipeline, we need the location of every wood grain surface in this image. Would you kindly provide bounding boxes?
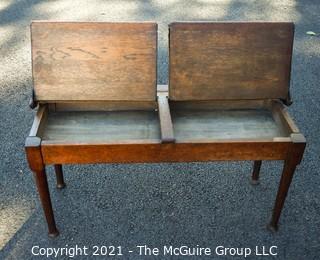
[31,22,157,102]
[51,101,157,112]
[41,140,290,164]
[169,22,294,101]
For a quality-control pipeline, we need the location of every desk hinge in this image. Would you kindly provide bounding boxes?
[280,91,293,106]
[29,89,38,109]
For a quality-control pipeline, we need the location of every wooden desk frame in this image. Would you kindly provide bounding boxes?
[25,22,306,237]
[26,89,305,237]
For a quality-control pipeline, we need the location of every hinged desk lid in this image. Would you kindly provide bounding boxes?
[169,22,294,102]
[31,22,157,102]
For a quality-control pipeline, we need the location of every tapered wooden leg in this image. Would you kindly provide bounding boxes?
[54,164,66,189]
[268,134,306,232]
[34,168,59,237]
[268,158,297,232]
[250,160,262,185]
[25,136,59,237]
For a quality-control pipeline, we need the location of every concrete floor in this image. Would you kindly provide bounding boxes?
[0,0,319,259]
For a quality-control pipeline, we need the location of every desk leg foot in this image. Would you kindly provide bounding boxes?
[54,164,66,189]
[267,223,278,233]
[250,160,261,185]
[48,229,60,238]
[34,168,60,237]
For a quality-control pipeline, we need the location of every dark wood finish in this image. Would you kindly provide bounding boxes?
[53,101,157,112]
[31,22,157,102]
[251,160,262,185]
[33,168,59,237]
[157,94,175,143]
[171,99,267,111]
[25,136,45,172]
[169,22,294,101]
[268,133,306,231]
[25,137,59,237]
[41,140,290,164]
[54,164,66,189]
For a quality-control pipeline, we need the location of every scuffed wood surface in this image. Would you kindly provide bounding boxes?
[31,22,157,102]
[172,108,287,141]
[42,111,160,142]
[169,22,294,101]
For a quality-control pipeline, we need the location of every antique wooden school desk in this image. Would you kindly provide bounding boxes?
[26,21,305,237]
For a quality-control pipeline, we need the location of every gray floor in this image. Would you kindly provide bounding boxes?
[0,1,319,259]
